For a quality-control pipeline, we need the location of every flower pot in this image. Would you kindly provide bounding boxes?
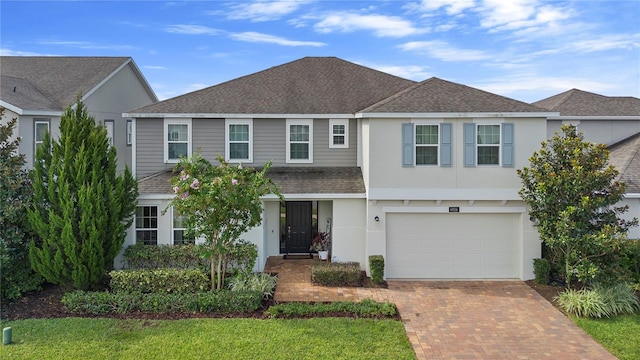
[318,250,329,261]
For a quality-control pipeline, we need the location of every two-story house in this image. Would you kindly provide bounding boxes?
[125,56,561,280]
[0,56,158,172]
[533,89,640,238]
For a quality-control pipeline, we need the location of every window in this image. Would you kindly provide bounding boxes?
[172,209,195,245]
[225,119,252,163]
[104,120,114,146]
[477,124,500,165]
[329,119,348,148]
[126,120,132,146]
[415,124,439,165]
[164,119,191,163]
[34,120,50,154]
[136,206,158,245]
[286,119,313,163]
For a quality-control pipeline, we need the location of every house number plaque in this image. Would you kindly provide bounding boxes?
[448,207,460,213]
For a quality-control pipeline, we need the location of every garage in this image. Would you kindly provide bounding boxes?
[386,213,519,279]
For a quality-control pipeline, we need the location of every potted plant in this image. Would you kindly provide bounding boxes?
[310,231,330,260]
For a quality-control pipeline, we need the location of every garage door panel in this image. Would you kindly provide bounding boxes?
[386,213,518,279]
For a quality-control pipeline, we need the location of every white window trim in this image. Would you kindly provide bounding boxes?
[104,119,114,146]
[126,119,132,146]
[34,119,50,154]
[286,119,313,164]
[329,119,349,149]
[225,118,253,163]
[164,118,192,163]
[414,121,440,166]
[135,205,158,245]
[476,123,502,166]
[171,207,194,245]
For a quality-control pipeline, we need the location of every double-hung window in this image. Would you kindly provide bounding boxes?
[402,122,451,167]
[104,119,114,146]
[463,122,514,167]
[136,206,158,245]
[172,209,195,245]
[286,119,313,163]
[329,119,348,148]
[225,119,252,163]
[126,120,132,146]
[34,119,50,155]
[476,124,500,165]
[164,119,191,163]
[415,124,439,165]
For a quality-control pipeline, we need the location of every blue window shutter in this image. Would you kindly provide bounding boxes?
[502,123,514,167]
[440,123,452,166]
[402,123,414,167]
[463,123,476,167]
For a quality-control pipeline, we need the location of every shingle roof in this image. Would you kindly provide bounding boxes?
[608,132,640,193]
[130,57,416,115]
[360,77,548,113]
[533,89,640,116]
[139,167,366,196]
[0,56,132,110]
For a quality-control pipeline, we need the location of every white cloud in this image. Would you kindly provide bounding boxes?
[36,40,134,51]
[406,0,476,16]
[314,12,427,37]
[372,65,432,80]
[165,25,222,36]
[225,0,313,22]
[571,33,640,52]
[229,32,325,47]
[399,40,490,61]
[0,48,47,56]
[144,65,167,70]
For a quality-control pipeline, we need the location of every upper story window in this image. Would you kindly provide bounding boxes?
[402,122,452,167]
[477,124,500,165]
[415,124,439,165]
[164,119,191,163]
[104,119,114,146]
[463,122,513,168]
[286,119,313,163]
[329,119,348,148]
[126,120,132,146]
[136,206,158,245]
[225,119,252,163]
[34,119,50,154]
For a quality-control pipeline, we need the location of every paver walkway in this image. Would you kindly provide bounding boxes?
[264,256,616,360]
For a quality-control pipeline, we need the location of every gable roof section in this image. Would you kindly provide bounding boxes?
[533,89,640,116]
[360,77,549,114]
[0,56,156,113]
[608,132,640,193]
[129,57,416,116]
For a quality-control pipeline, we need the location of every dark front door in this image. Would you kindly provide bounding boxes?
[286,201,312,253]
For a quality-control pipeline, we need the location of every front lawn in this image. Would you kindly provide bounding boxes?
[572,314,640,360]
[1,317,415,360]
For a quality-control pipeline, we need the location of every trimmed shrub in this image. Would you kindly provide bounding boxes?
[533,258,551,285]
[122,244,209,271]
[311,262,361,286]
[109,268,209,294]
[227,272,277,299]
[226,240,259,275]
[62,290,262,314]
[264,299,397,318]
[620,239,640,283]
[555,282,640,318]
[369,255,385,284]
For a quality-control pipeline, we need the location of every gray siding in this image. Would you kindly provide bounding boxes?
[136,118,166,177]
[254,118,286,165]
[193,118,225,161]
[312,118,357,166]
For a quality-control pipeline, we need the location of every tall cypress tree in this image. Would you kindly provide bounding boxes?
[28,100,138,290]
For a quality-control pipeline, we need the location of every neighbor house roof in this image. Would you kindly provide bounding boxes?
[533,89,640,116]
[0,56,157,112]
[138,167,366,196]
[608,132,640,194]
[128,57,416,116]
[360,77,549,114]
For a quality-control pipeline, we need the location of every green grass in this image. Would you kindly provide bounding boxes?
[1,317,415,360]
[573,314,640,360]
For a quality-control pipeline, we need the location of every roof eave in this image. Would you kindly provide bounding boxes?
[355,112,559,118]
[123,112,355,119]
[547,115,640,120]
[0,100,63,116]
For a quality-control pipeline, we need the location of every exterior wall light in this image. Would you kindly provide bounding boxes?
[374,216,379,222]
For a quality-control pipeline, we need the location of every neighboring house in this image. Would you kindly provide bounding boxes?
[533,89,640,238]
[125,56,558,280]
[0,56,158,172]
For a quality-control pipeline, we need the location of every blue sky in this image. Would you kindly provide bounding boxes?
[1,0,639,102]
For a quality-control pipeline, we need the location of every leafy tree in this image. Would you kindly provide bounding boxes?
[0,108,43,300]
[28,100,138,290]
[169,154,281,290]
[518,125,637,285]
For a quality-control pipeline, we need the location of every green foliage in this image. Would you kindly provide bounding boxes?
[168,154,281,290]
[311,262,362,286]
[518,125,638,285]
[122,243,209,271]
[264,299,397,318]
[573,314,640,360]
[369,255,385,284]
[109,269,209,294]
[0,108,43,300]
[555,283,639,318]
[533,258,551,284]
[227,272,277,299]
[225,240,259,275]
[619,239,640,283]
[62,290,262,314]
[28,100,138,290]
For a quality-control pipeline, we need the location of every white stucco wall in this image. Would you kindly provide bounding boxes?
[330,199,367,268]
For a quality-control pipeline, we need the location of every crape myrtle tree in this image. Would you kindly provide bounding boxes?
[28,100,138,290]
[0,108,43,300]
[518,125,637,286]
[169,154,282,290]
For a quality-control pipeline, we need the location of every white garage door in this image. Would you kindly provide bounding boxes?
[386,213,518,279]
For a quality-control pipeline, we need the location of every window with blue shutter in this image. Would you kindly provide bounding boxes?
[402,123,414,167]
[463,123,476,167]
[502,123,514,167]
[440,123,452,166]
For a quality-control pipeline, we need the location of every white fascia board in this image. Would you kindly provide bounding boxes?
[123,113,354,119]
[127,59,160,102]
[83,58,131,102]
[355,112,558,119]
[138,194,173,200]
[0,101,23,115]
[369,188,521,201]
[0,101,62,117]
[547,116,640,121]
[624,193,640,198]
[383,206,526,214]
[261,193,366,200]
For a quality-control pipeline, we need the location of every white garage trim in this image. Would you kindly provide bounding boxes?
[383,206,526,214]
